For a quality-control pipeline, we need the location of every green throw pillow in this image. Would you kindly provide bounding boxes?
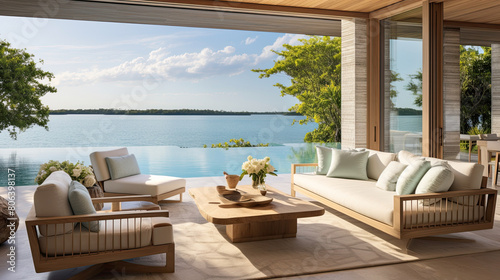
[415,162,454,205]
[316,146,333,175]
[105,154,141,180]
[396,159,431,195]
[68,181,100,232]
[326,149,369,180]
[376,161,407,191]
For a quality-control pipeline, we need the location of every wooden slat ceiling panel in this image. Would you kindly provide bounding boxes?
[444,0,500,24]
[217,0,402,12]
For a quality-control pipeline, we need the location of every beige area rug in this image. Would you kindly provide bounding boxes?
[1,179,500,280]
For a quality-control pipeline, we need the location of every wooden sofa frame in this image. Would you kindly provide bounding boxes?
[26,196,175,278]
[291,163,497,240]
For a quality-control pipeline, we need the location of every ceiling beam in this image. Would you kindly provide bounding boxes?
[86,0,369,19]
[444,20,500,30]
[369,0,424,19]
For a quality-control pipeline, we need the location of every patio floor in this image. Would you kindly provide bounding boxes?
[1,158,499,279]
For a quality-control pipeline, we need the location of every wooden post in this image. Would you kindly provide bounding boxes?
[422,1,444,158]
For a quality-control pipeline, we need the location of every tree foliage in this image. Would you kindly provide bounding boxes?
[404,46,492,134]
[252,36,342,143]
[0,39,56,139]
[460,46,491,133]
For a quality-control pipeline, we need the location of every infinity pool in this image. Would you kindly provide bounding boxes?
[0,143,339,186]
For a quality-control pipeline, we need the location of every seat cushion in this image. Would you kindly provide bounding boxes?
[104,174,186,196]
[294,174,395,225]
[34,171,75,236]
[39,217,173,256]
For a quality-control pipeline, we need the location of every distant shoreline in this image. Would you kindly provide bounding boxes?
[50,109,302,116]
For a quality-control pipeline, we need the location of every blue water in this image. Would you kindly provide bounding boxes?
[0,114,329,186]
[0,114,315,149]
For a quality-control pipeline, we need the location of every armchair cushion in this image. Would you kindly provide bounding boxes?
[104,174,186,196]
[315,146,333,175]
[105,154,141,180]
[39,217,173,256]
[89,147,129,181]
[34,171,74,236]
[68,181,100,232]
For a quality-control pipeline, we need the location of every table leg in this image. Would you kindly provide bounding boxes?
[226,219,297,243]
[494,153,500,185]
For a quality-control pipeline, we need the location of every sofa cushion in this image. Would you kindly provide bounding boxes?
[447,161,484,205]
[34,171,75,237]
[327,149,369,180]
[366,150,397,180]
[105,154,141,180]
[397,150,421,165]
[68,181,100,232]
[315,146,333,175]
[396,159,431,195]
[376,161,407,191]
[294,174,395,225]
[104,174,186,196]
[415,162,454,205]
[89,147,129,181]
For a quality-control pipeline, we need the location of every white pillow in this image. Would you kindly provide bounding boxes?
[315,146,333,175]
[366,150,397,180]
[396,159,431,195]
[397,150,421,165]
[376,161,407,191]
[415,162,454,205]
[326,149,369,180]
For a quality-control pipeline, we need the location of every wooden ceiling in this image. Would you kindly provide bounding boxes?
[136,0,500,25]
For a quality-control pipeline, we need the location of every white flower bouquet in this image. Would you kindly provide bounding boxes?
[35,160,96,187]
[239,156,277,188]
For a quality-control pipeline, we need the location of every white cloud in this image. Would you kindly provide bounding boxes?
[244,36,258,45]
[53,34,309,86]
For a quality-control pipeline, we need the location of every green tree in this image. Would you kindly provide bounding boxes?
[405,70,423,107]
[253,36,342,142]
[0,39,56,139]
[405,46,491,134]
[460,46,491,133]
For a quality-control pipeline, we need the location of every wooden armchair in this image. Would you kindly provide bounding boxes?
[26,171,175,278]
[89,147,186,210]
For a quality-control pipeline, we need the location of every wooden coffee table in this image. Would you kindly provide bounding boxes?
[189,184,325,243]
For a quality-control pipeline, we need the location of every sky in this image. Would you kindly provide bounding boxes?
[0,15,310,112]
[0,15,423,112]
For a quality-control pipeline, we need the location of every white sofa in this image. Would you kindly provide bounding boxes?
[291,149,497,240]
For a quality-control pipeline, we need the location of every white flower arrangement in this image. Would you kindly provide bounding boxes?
[240,156,277,188]
[35,160,96,187]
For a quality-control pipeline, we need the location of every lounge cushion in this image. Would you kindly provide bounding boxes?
[68,181,100,232]
[327,149,369,180]
[34,171,75,237]
[396,159,431,195]
[366,150,397,180]
[39,217,173,256]
[376,161,407,191]
[105,154,141,180]
[315,146,333,175]
[89,147,129,181]
[104,174,186,196]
